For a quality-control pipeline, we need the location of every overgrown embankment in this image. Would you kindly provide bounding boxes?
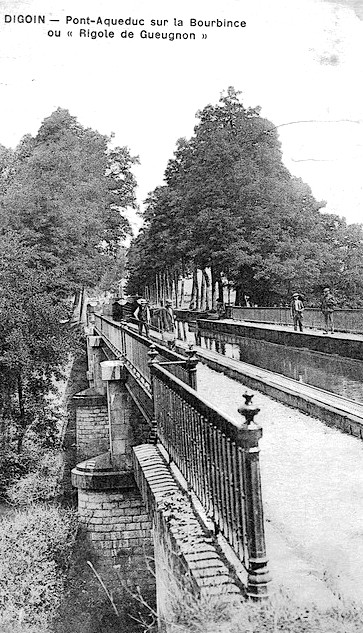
[0,505,76,633]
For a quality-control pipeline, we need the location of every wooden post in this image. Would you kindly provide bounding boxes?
[237,392,271,599]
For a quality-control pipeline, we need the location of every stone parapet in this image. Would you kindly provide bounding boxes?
[133,443,243,618]
[198,318,363,362]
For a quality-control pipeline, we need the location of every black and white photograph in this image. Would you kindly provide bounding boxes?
[1,0,363,631]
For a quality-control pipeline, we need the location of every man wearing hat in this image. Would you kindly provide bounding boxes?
[320,287,336,334]
[290,292,304,332]
[133,298,151,338]
[165,300,175,329]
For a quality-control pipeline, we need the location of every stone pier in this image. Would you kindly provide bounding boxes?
[71,347,155,595]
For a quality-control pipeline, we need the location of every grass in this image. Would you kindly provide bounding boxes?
[155,586,363,633]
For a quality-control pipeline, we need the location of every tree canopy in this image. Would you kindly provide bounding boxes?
[127,88,363,308]
[1,108,138,295]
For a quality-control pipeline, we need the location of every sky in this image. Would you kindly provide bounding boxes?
[0,0,362,233]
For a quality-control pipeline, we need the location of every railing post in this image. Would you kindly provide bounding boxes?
[148,344,159,444]
[237,392,271,599]
[185,345,198,390]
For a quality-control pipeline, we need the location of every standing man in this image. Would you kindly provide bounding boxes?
[163,300,176,349]
[134,298,151,338]
[290,292,304,332]
[165,300,175,330]
[216,299,226,319]
[321,287,336,334]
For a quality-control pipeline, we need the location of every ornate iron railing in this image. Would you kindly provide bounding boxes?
[94,315,196,392]
[150,361,270,597]
[93,313,269,597]
[226,306,363,334]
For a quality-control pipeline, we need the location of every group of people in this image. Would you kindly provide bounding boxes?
[129,297,176,345]
[290,287,336,334]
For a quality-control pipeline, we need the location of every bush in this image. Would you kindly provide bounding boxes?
[0,504,77,630]
[0,429,62,499]
[7,450,64,505]
[0,446,34,497]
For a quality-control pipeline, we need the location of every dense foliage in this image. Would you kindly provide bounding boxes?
[127,88,363,308]
[0,505,77,632]
[0,109,137,465]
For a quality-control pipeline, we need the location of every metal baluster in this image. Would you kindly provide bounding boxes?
[179,394,188,479]
[211,424,221,530]
[191,408,199,496]
[205,420,214,517]
[195,411,206,507]
[215,428,228,540]
[226,437,238,553]
[221,433,233,545]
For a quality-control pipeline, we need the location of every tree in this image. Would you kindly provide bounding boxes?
[0,232,75,453]
[1,108,138,296]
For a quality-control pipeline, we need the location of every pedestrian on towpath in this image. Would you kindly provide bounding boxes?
[133,298,151,338]
[290,292,304,332]
[321,287,336,334]
[160,300,176,349]
[165,300,175,330]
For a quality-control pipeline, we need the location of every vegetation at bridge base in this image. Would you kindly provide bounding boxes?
[0,504,77,633]
[151,587,363,633]
[127,87,363,309]
[0,108,138,490]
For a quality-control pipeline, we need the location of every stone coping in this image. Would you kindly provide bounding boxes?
[71,451,135,490]
[72,387,107,407]
[133,444,244,599]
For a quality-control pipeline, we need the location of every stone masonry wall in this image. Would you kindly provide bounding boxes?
[73,389,109,461]
[76,405,109,460]
[77,487,154,591]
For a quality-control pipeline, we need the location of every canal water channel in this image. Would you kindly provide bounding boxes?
[182,323,363,404]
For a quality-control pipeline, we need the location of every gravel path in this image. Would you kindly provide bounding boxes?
[197,362,363,605]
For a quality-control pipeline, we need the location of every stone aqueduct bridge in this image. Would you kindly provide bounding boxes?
[71,314,271,621]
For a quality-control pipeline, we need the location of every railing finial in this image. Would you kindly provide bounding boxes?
[238,392,261,427]
[148,343,159,365]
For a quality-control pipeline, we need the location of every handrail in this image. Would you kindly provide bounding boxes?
[226,306,363,334]
[94,314,196,389]
[150,361,270,596]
